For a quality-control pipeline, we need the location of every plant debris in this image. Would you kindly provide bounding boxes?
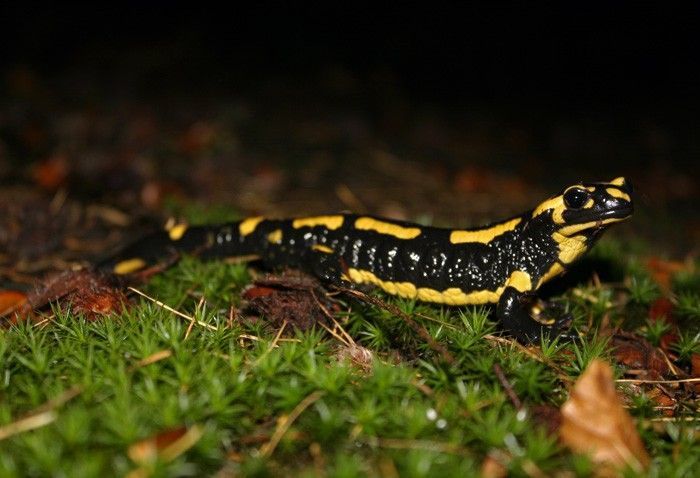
[3,269,127,323]
[242,270,337,331]
[612,332,670,379]
[561,359,650,474]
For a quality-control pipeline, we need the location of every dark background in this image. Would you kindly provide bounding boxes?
[1,3,698,253]
[3,4,698,109]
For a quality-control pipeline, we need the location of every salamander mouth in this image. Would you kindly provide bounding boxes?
[599,204,634,220]
[565,204,634,229]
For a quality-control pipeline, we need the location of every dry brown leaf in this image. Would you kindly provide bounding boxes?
[612,333,669,378]
[692,354,700,393]
[480,454,508,478]
[0,290,28,317]
[561,359,650,474]
[128,425,203,465]
[645,257,686,292]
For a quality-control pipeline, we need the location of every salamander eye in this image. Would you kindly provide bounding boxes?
[563,188,589,209]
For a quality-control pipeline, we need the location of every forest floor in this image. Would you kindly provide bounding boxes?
[0,67,698,476]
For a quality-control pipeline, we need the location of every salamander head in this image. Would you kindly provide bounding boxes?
[532,177,634,238]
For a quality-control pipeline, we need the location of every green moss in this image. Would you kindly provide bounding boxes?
[0,244,698,476]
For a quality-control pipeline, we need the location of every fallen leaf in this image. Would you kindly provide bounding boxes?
[561,359,650,474]
[692,354,700,378]
[480,454,508,478]
[647,388,676,417]
[692,354,700,393]
[659,331,680,355]
[645,257,686,292]
[31,153,70,190]
[0,290,28,317]
[648,297,675,323]
[612,333,669,378]
[128,425,203,465]
[26,270,127,321]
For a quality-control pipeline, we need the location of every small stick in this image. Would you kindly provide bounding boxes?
[128,287,217,331]
[493,363,522,410]
[616,377,700,384]
[0,386,82,441]
[259,390,324,457]
[363,436,471,456]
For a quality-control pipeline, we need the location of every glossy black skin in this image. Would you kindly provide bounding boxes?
[212,215,558,290]
[101,179,633,343]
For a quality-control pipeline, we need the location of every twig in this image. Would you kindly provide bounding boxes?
[616,377,700,384]
[363,436,471,456]
[646,416,700,422]
[310,289,356,347]
[259,390,324,457]
[252,321,288,367]
[130,350,173,371]
[0,411,57,441]
[484,334,572,383]
[0,386,82,441]
[493,363,522,410]
[128,287,217,331]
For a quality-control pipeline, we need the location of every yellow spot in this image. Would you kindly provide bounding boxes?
[113,258,147,275]
[346,268,532,305]
[537,262,565,288]
[239,216,265,236]
[606,188,631,202]
[609,176,626,186]
[312,244,334,254]
[532,196,566,224]
[167,223,188,241]
[354,217,422,239]
[267,229,283,244]
[553,233,588,264]
[507,270,532,292]
[583,198,595,209]
[292,215,344,230]
[450,218,521,244]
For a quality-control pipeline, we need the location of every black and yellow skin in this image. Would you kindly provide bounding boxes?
[101,177,633,343]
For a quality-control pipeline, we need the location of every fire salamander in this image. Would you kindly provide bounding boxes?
[102,177,633,343]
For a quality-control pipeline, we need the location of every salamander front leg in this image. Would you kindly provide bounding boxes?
[496,286,575,344]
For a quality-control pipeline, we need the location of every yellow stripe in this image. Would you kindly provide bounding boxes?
[449,218,521,244]
[346,268,533,305]
[606,188,631,202]
[239,216,265,236]
[292,215,344,230]
[537,262,565,288]
[557,217,627,237]
[609,176,626,186]
[267,229,283,244]
[312,244,334,254]
[113,258,147,275]
[167,223,188,241]
[354,217,422,239]
[531,196,566,224]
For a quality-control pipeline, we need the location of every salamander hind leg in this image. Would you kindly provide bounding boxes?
[496,286,576,344]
